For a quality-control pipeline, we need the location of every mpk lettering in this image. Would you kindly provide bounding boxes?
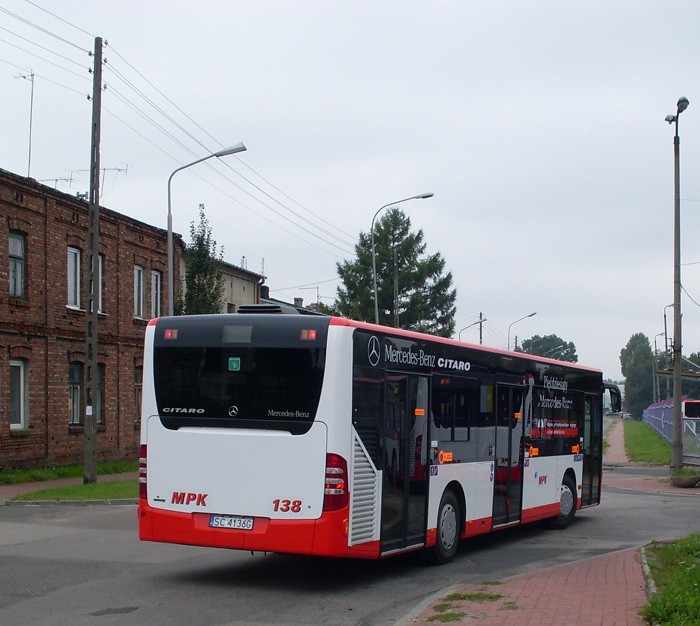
[171,491,208,506]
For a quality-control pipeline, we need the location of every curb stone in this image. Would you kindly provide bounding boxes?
[4,498,138,507]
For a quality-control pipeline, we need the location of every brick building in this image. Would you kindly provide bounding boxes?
[0,168,185,468]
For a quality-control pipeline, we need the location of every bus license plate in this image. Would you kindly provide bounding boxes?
[209,515,254,530]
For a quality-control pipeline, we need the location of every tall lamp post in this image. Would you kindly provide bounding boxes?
[507,311,536,351]
[371,192,434,325]
[653,332,666,403]
[666,96,689,472]
[167,143,247,316]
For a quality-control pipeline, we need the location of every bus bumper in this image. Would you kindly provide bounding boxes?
[138,502,378,559]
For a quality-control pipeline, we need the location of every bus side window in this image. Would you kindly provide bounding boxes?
[352,366,383,468]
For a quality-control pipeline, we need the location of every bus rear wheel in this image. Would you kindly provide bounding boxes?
[432,489,460,564]
[545,475,577,530]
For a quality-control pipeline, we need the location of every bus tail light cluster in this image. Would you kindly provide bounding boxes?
[139,445,147,500]
[323,453,348,511]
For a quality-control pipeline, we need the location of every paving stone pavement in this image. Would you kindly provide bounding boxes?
[397,418,699,625]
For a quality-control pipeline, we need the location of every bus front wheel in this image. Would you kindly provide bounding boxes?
[432,489,460,564]
[545,475,577,530]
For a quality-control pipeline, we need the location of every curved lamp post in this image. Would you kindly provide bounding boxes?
[459,318,487,342]
[507,311,536,351]
[371,192,434,325]
[665,96,689,471]
[167,143,247,316]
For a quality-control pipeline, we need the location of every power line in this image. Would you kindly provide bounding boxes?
[108,39,351,245]
[0,5,89,52]
[274,277,340,291]
[24,0,94,39]
[0,24,87,68]
[103,54,355,252]
[0,35,89,81]
[5,5,358,258]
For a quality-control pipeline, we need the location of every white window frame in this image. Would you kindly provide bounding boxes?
[134,265,145,318]
[151,270,162,318]
[135,365,143,424]
[9,232,25,299]
[68,362,83,425]
[96,363,105,425]
[10,360,28,430]
[98,254,104,314]
[67,247,81,309]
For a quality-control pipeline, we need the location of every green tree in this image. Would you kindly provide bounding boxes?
[335,208,456,336]
[518,334,578,362]
[682,352,700,398]
[620,332,653,417]
[306,300,340,316]
[175,204,225,315]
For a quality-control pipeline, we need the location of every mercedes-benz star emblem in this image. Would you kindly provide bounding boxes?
[368,336,381,367]
[228,406,239,417]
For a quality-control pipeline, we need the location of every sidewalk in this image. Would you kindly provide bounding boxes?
[400,419,699,626]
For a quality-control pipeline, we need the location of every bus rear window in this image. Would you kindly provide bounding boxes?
[153,346,325,434]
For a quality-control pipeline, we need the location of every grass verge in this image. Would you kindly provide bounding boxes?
[9,480,138,502]
[623,419,670,464]
[641,533,700,625]
[0,460,138,486]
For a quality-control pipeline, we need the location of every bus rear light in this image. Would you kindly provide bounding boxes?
[139,445,147,500]
[323,453,348,511]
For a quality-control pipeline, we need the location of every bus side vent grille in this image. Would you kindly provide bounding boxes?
[350,433,379,546]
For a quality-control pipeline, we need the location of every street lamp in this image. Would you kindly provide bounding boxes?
[371,192,434,325]
[654,332,666,403]
[507,312,536,351]
[167,143,247,316]
[543,343,566,358]
[459,317,487,342]
[665,96,689,471]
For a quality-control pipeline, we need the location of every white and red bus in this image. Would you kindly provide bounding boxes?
[138,309,620,563]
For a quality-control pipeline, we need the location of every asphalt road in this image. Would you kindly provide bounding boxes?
[1,483,699,626]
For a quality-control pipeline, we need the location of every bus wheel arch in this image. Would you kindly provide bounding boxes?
[545,470,577,530]
[431,483,464,564]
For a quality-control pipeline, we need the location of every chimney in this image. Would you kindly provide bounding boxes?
[294,298,303,308]
[260,285,270,300]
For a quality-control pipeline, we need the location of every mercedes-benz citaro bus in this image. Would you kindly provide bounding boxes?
[138,307,620,564]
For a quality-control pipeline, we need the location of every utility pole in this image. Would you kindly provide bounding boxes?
[84,37,103,485]
[478,312,485,345]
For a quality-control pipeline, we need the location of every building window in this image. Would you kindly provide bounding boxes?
[135,365,143,422]
[98,254,104,314]
[9,232,25,298]
[96,363,105,425]
[10,360,28,429]
[68,247,81,308]
[151,270,162,318]
[68,362,83,425]
[134,265,145,318]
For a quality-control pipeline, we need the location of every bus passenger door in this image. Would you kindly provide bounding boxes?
[581,394,602,506]
[381,373,429,554]
[492,384,524,526]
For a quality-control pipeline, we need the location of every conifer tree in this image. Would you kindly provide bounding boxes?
[336,208,456,337]
[175,204,224,315]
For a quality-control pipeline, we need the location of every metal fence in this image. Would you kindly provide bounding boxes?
[642,398,700,466]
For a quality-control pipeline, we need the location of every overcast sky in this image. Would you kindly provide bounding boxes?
[3,1,700,381]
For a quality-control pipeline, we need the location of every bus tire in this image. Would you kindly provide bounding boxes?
[432,489,460,564]
[545,474,577,530]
